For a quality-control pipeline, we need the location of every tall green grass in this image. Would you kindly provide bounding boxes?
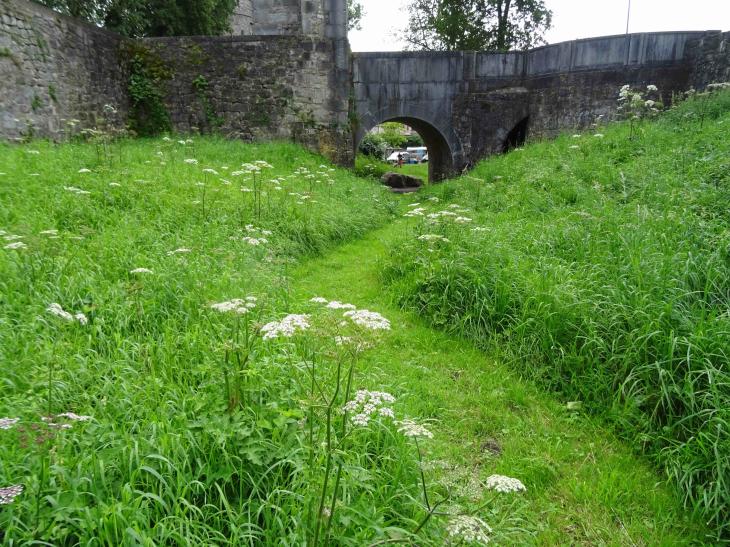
[0,138,449,544]
[381,90,730,541]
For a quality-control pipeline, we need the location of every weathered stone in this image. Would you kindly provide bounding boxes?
[0,0,728,174]
[353,30,730,181]
[381,172,423,190]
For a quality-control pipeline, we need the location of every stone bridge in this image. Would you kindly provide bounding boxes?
[1,0,729,180]
[353,32,729,181]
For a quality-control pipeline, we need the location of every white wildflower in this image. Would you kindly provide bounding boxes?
[0,485,24,505]
[485,474,526,493]
[454,216,472,224]
[47,303,74,322]
[64,186,90,195]
[572,134,581,138]
[418,234,450,243]
[167,248,192,255]
[210,299,254,314]
[260,314,310,339]
[55,412,91,422]
[78,168,91,173]
[446,515,492,545]
[4,242,27,250]
[396,419,434,439]
[645,99,656,108]
[326,301,357,310]
[646,84,658,92]
[0,418,19,430]
[39,230,58,236]
[130,268,153,274]
[310,297,329,304]
[202,168,219,175]
[593,133,605,138]
[343,390,396,427]
[404,207,426,218]
[242,237,267,246]
[184,159,199,165]
[343,309,391,331]
[569,145,580,150]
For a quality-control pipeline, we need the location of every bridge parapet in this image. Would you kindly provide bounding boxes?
[353,31,728,181]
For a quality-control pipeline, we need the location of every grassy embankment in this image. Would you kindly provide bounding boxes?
[0,118,713,545]
[381,90,730,541]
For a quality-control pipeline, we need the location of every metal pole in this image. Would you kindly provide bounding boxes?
[626,0,632,34]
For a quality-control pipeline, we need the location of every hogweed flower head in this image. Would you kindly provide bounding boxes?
[261,314,310,340]
[446,515,492,545]
[167,248,192,255]
[326,301,356,310]
[242,237,268,246]
[4,242,27,250]
[55,412,92,422]
[397,419,433,439]
[0,417,19,430]
[47,303,74,322]
[418,234,450,243]
[0,485,24,505]
[485,474,526,493]
[310,296,328,304]
[343,390,396,427]
[343,309,391,331]
[210,298,256,314]
[130,268,153,274]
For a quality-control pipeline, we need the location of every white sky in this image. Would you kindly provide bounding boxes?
[349,0,730,52]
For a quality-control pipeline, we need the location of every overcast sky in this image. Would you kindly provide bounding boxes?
[349,0,730,52]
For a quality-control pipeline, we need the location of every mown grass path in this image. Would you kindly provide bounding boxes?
[291,220,705,545]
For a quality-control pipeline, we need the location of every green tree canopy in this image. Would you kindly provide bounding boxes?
[347,0,364,31]
[404,0,552,51]
[36,0,237,37]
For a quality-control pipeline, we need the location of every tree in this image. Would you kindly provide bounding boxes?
[36,0,237,37]
[404,0,552,52]
[347,0,364,31]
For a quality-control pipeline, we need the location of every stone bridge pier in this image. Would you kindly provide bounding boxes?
[353,31,730,181]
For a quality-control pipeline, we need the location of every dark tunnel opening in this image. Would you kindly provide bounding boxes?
[502,116,529,154]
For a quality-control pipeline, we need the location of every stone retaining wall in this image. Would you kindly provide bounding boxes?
[0,0,128,139]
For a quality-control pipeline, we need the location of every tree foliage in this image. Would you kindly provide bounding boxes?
[347,0,364,31]
[404,0,552,52]
[36,0,237,37]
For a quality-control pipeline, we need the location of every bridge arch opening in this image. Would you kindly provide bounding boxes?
[358,117,456,183]
[502,116,529,154]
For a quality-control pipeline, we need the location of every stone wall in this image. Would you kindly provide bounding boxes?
[0,0,351,164]
[688,31,730,87]
[0,0,128,140]
[141,34,352,163]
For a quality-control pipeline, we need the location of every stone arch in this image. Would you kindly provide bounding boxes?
[502,116,530,153]
[356,106,464,183]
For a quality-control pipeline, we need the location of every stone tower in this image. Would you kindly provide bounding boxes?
[230,0,347,39]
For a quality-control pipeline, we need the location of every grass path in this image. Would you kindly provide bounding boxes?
[290,220,705,545]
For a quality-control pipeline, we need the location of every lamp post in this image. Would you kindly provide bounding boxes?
[626,0,632,34]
